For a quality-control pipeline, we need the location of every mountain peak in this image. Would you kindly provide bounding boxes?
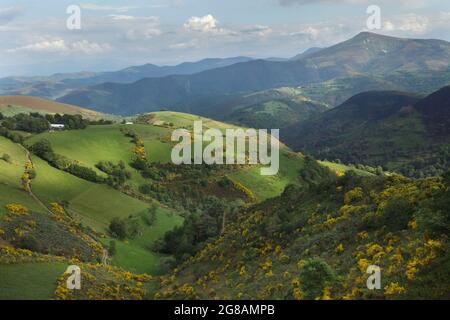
[291,47,323,60]
[351,31,400,42]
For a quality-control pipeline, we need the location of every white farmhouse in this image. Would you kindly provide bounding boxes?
[50,124,65,130]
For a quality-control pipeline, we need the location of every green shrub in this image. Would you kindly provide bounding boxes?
[109,240,117,256]
[67,163,100,183]
[109,218,127,240]
[299,259,336,299]
[366,197,414,231]
[18,235,42,252]
[1,153,11,163]
[142,204,158,226]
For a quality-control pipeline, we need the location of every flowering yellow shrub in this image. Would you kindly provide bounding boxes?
[320,287,332,300]
[293,288,303,300]
[335,244,344,253]
[226,176,257,203]
[344,187,364,205]
[357,259,370,273]
[54,263,149,300]
[366,243,383,256]
[342,288,359,300]
[384,282,405,296]
[405,239,442,280]
[357,231,369,240]
[408,218,418,230]
[5,204,29,216]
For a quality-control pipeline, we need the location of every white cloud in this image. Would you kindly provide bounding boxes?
[0,6,23,24]
[125,28,162,40]
[183,14,219,32]
[279,0,427,6]
[280,0,366,5]
[7,38,111,54]
[383,14,429,34]
[108,16,162,39]
[169,39,199,50]
[109,15,137,21]
[182,14,237,37]
[109,15,160,22]
[71,40,112,54]
[80,3,139,13]
[240,25,273,37]
[81,3,168,13]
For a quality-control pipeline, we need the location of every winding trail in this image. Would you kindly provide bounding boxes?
[19,144,110,266]
[102,249,109,265]
[19,145,53,215]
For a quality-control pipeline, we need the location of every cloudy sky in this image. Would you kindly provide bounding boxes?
[1,0,449,76]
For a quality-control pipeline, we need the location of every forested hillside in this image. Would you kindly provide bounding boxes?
[282,87,450,178]
[154,160,450,300]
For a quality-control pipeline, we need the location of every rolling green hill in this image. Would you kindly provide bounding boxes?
[224,88,328,129]
[0,96,118,121]
[0,135,182,274]
[1,108,448,300]
[26,112,303,202]
[282,87,450,177]
[1,110,308,286]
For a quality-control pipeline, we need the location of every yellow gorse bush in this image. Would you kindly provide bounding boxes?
[384,282,406,296]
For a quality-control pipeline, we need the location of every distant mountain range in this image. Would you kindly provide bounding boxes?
[281,86,450,177]
[290,47,323,60]
[56,32,450,116]
[0,57,254,99]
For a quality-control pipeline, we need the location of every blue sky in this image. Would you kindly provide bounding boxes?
[1,0,450,76]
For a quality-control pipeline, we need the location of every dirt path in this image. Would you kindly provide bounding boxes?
[19,145,54,215]
[19,144,110,266]
[102,249,109,265]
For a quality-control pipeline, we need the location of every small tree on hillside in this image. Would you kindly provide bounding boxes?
[2,153,11,163]
[109,240,117,256]
[109,218,127,240]
[299,258,336,299]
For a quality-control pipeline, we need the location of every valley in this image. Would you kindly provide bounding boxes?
[0,30,449,301]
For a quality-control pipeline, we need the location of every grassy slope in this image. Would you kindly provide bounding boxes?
[30,156,182,274]
[229,152,305,202]
[153,111,241,130]
[319,161,374,177]
[0,96,119,121]
[225,95,328,129]
[27,123,176,186]
[105,206,183,275]
[153,112,304,201]
[0,262,66,300]
[0,137,43,216]
[3,111,305,276]
[27,125,135,171]
[31,156,148,229]
[28,112,301,201]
